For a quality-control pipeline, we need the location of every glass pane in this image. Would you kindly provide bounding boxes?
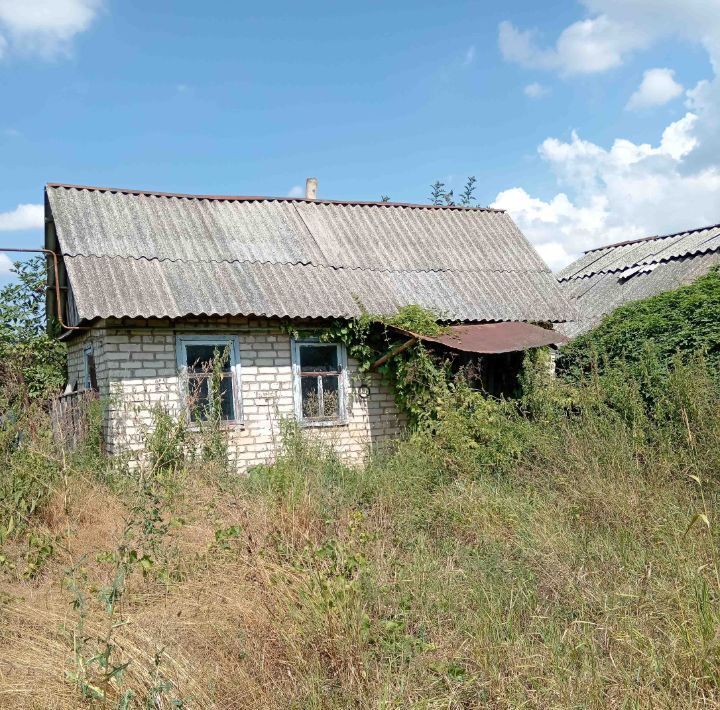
[301,376,321,419]
[219,376,235,420]
[188,375,210,421]
[85,352,97,389]
[185,343,232,373]
[322,375,340,418]
[299,344,338,373]
[188,374,235,421]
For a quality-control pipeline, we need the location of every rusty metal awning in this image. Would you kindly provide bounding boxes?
[393,322,569,354]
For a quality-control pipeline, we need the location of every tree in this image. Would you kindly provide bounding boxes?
[459,176,477,206]
[429,181,447,206]
[429,177,478,207]
[0,256,66,400]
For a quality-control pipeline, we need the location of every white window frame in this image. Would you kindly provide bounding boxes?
[175,335,242,425]
[291,338,348,426]
[83,343,96,390]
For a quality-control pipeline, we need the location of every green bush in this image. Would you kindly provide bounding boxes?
[0,400,60,540]
[145,404,187,475]
[559,267,720,380]
[0,257,66,400]
[415,379,530,479]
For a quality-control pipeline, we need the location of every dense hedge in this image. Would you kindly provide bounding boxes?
[558,267,720,378]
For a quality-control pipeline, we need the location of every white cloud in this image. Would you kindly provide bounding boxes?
[0,203,44,231]
[0,254,12,275]
[524,82,550,99]
[0,0,102,59]
[627,68,683,109]
[494,1,720,270]
[493,112,720,270]
[499,0,720,76]
[287,185,304,198]
[499,17,648,75]
[582,0,720,66]
[463,45,476,66]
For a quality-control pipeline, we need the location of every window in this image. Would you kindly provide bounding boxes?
[291,339,347,424]
[176,336,241,424]
[83,344,97,390]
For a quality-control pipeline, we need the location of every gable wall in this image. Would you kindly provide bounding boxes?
[66,317,405,470]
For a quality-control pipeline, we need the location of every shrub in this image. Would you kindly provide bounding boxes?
[415,379,530,479]
[559,267,720,380]
[0,257,66,400]
[0,403,59,541]
[145,405,187,475]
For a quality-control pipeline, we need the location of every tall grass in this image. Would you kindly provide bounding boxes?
[1,357,719,707]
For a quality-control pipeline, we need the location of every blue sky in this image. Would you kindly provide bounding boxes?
[1,0,719,281]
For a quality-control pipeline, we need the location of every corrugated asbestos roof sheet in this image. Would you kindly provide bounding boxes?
[558,224,720,282]
[46,184,574,325]
[557,236,720,337]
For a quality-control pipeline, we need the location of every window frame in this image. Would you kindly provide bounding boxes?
[291,338,348,426]
[175,335,243,426]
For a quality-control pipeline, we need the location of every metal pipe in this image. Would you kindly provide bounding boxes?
[0,247,89,331]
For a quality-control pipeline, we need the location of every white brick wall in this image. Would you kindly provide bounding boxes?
[66,318,407,470]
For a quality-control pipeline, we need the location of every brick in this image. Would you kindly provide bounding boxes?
[255,374,277,382]
[71,322,404,473]
[104,352,131,361]
[254,358,275,367]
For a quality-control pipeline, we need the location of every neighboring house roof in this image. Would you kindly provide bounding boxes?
[557,224,720,337]
[45,183,574,326]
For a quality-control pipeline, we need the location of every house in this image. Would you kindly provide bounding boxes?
[45,180,573,469]
[557,224,720,337]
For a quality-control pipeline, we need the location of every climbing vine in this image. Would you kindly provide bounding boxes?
[308,305,453,423]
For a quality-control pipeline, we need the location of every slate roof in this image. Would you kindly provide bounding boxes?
[558,224,720,337]
[46,183,574,326]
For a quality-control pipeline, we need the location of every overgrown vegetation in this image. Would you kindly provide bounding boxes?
[286,304,454,423]
[429,176,478,206]
[1,344,720,706]
[559,267,720,379]
[0,256,65,402]
[3,270,720,706]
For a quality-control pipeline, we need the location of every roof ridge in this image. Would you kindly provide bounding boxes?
[46,183,504,213]
[584,222,720,254]
[559,245,720,281]
[61,251,552,275]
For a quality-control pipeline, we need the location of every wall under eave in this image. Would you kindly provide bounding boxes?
[66,315,406,471]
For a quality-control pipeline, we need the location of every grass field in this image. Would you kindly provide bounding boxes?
[1,357,720,708]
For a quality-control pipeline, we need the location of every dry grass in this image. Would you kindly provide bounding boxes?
[0,475,312,708]
[2,361,720,708]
